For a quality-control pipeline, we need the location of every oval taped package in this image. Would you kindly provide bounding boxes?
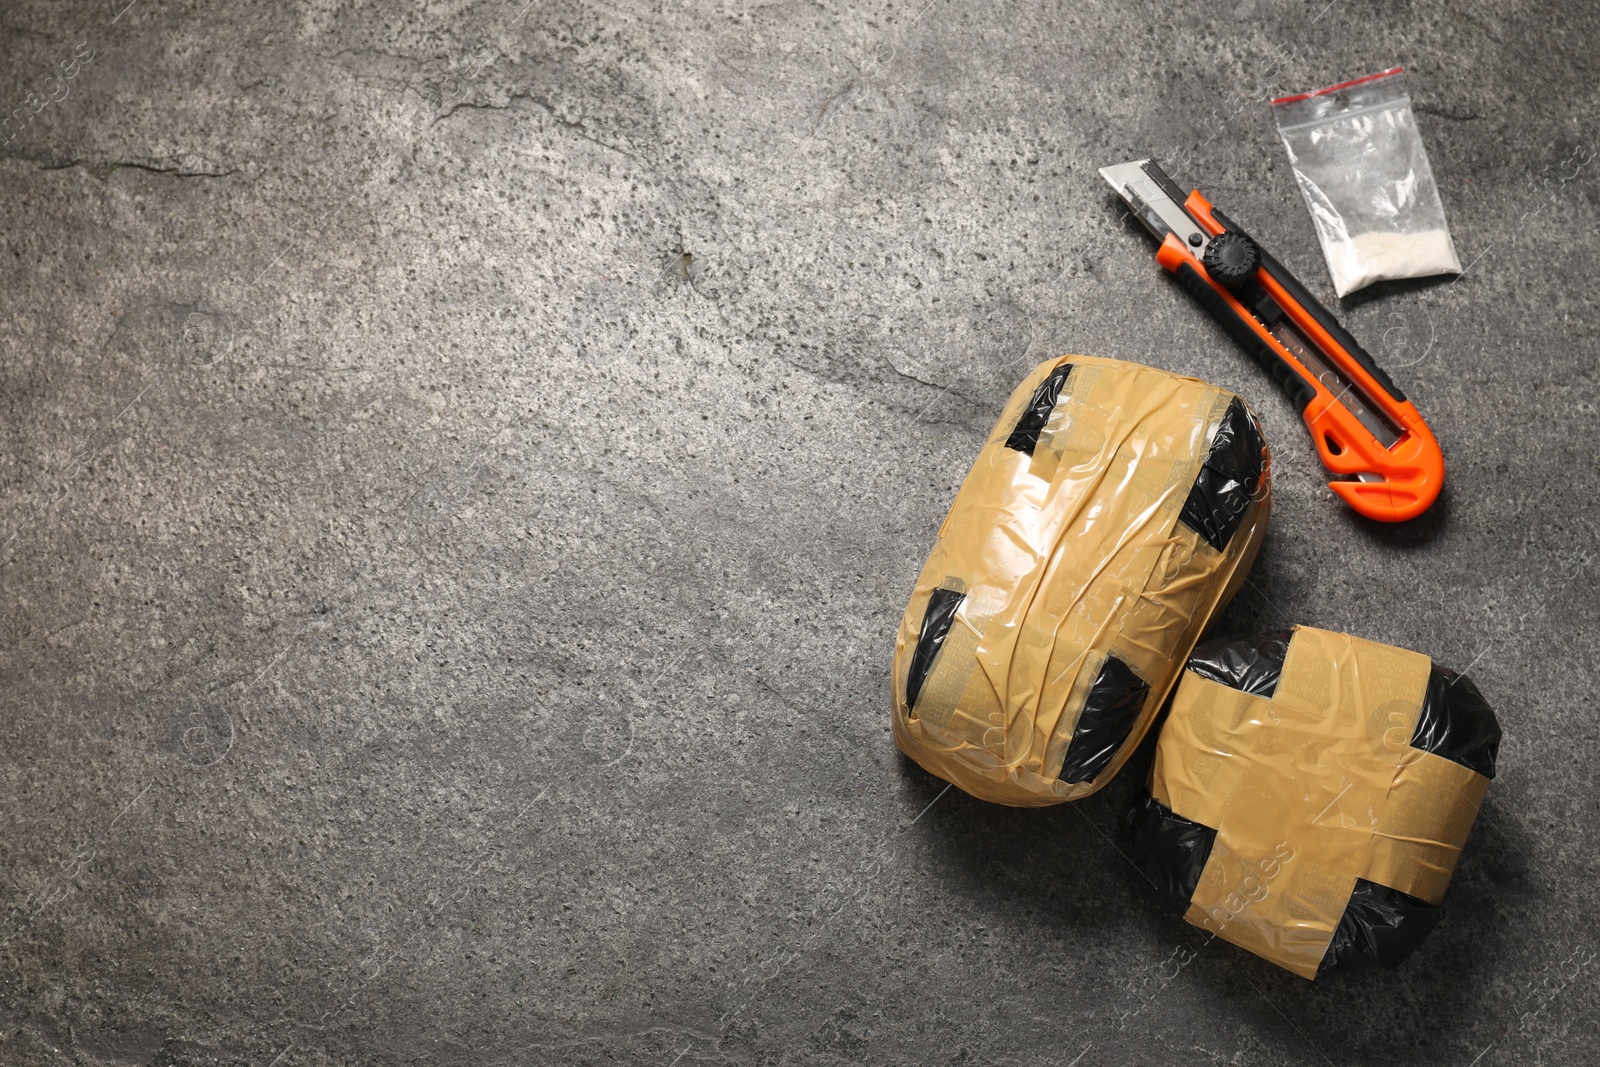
[1130,626,1501,978]
[892,355,1272,805]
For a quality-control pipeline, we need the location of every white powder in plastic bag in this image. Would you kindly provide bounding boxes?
[1273,68,1462,297]
[1325,229,1461,298]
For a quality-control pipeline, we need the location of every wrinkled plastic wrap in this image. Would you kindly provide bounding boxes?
[1131,626,1501,978]
[892,355,1272,805]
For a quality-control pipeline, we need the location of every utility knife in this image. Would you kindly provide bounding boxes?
[1099,158,1444,522]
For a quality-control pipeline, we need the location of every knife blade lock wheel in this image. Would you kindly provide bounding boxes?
[1100,159,1445,523]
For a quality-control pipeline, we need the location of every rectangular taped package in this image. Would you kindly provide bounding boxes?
[1131,626,1501,978]
[892,355,1272,806]
[1273,67,1462,296]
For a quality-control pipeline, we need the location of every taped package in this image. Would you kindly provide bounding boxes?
[1131,626,1501,978]
[892,355,1272,805]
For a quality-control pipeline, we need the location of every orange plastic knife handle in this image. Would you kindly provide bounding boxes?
[1151,191,1444,522]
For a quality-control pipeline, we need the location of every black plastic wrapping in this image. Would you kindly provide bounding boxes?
[1184,631,1291,698]
[1412,666,1501,778]
[1004,361,1073,455]
[1319,879,1443,974]
[905,588,964,712]
[1129,794,1217,913]
[1179,397,1268,550]
[1132,631,1502,976]
[1129,797,1445,976]
[1058,654,1150,784]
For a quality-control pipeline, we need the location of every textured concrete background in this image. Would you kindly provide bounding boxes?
[1,1,1596,1064]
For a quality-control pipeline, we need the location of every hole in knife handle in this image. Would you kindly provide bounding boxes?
[1323,433,1344,456]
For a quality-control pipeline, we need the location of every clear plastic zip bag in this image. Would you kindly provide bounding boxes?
[1272,67,1461,297]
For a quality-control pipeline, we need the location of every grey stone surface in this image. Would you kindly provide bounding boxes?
[0,0,1596,1064]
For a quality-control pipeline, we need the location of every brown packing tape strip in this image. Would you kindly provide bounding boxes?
[895,358,1064,801]
[1150,677,1265,829]
[1164,674,1375,980]
[894,352,1089,772]
[1363,748,1489,905]
[892,356,1270,805]
[1186,837,1349,982]
[1009,378,1218,677]
[934,358,1061,544]
[1157,627,1489,979]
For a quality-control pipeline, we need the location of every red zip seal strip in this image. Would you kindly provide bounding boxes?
[1271,66,1404,106]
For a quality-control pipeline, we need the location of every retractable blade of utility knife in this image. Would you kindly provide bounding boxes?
[1098,158,1445,523]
